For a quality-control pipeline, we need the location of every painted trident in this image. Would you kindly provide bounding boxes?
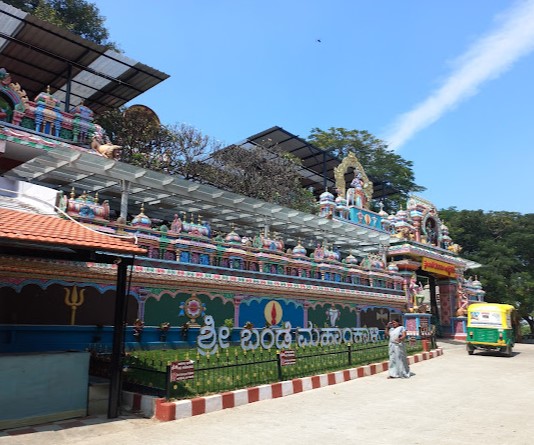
[64,286,85,325]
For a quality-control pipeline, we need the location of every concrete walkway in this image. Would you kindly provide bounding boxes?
[2,340,534,445]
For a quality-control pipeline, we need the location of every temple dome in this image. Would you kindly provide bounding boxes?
[292,241,307,257]
[319,190,335,203]
[225,228,242,244]
[131,205,151,228]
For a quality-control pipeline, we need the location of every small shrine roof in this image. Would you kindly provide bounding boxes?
[0,2,169,114]
[0,207,146,255]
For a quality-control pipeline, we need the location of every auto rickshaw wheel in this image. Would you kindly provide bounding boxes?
[466,344,475,355]
[505,344,513,357]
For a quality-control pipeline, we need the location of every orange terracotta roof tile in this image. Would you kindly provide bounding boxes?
[0,208,146,255]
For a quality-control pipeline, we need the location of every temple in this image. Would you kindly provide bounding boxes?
[0,3,489,425]
[0,61,484,354]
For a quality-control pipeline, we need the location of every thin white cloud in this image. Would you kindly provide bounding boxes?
[384,0,534,151]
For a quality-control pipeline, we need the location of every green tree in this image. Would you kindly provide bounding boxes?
[4,0,119,50]
[307,127,425,213]
[97,109,316,212]
[440,208,534,334]
[95,107,220,179]
[202,142,317,213]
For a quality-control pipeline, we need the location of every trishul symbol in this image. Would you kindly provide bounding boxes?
[64,286,85,325]
[376,309,388,324]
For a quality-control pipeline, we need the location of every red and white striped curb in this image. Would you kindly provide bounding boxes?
[123,347,442,421]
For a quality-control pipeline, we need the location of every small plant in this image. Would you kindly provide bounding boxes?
[181,321,191,339]
[133,318,144,342]
[223,318,234,329]
[159,322,171,342]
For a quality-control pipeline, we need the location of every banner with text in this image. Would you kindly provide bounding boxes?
[421,258,456,277]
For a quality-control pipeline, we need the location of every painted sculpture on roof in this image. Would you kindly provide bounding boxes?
[58,188,110,222]
[333,152,373,210]
[382,195,463,253]
[0,67,119,156]
[316,150,485,338]
[90,133,122,159]
[318,152,384,231]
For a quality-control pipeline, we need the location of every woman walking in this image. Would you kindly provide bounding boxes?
[385,319,412,378]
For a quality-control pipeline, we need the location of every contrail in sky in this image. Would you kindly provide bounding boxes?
[384,0,534,151]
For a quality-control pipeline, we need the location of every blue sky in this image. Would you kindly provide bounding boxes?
[92,0,534,214]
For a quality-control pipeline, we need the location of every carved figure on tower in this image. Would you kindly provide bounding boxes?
[91,133,122,159]
[333,152,373,211]
[408,274,424,311]
[346,172,369,209]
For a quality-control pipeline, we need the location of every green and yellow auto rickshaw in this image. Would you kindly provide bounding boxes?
[466,303,517,357]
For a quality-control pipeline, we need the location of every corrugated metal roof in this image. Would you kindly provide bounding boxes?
[0,1,169,114]
[1,132,391,256]
[235,126,398,199]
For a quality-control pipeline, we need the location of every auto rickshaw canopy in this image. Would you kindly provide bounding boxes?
[467,303,516,329]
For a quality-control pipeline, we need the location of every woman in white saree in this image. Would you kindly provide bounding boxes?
[385,319,412,379]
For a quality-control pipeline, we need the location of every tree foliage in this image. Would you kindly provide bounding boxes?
[202,143,317,213]
[4,0,119,50]
[307,127,425,213]
[440,208,534,333]
[95,107,221,179]
[96,109,315,212]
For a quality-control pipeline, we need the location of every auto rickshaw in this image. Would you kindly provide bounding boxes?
[466,303,517,357]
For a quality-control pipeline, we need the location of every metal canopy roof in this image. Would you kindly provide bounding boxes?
[237,126,398,199]
[3,139,391,256]
[0,1,169,114]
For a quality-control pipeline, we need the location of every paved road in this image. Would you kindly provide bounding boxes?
[3,341,534,445]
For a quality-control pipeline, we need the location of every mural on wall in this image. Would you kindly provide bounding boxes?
[307,302,357,328]
[143,290,234,328]
[238,297,303,328]
[360,307,393,329]
[179,294,206,325]
[64,285,85,325]
[0,281,138,325]
[264,300,283,326]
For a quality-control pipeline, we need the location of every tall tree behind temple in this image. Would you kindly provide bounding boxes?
[96,108,220,179]
[4,0,119,50]
[308,127,425,213]
[202,142,317,214]
[440,208,534,334]
[97,109,316,212]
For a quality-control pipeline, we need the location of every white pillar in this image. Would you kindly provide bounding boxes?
[120,180,130,220]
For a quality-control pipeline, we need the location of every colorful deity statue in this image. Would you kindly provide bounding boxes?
[346,172,368,209]
[170,214,183,233]
[408,274,425,311]
[333,152,373,211]
[360,253,385,270]
[259,232,284,252]
[312,242,325,261]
